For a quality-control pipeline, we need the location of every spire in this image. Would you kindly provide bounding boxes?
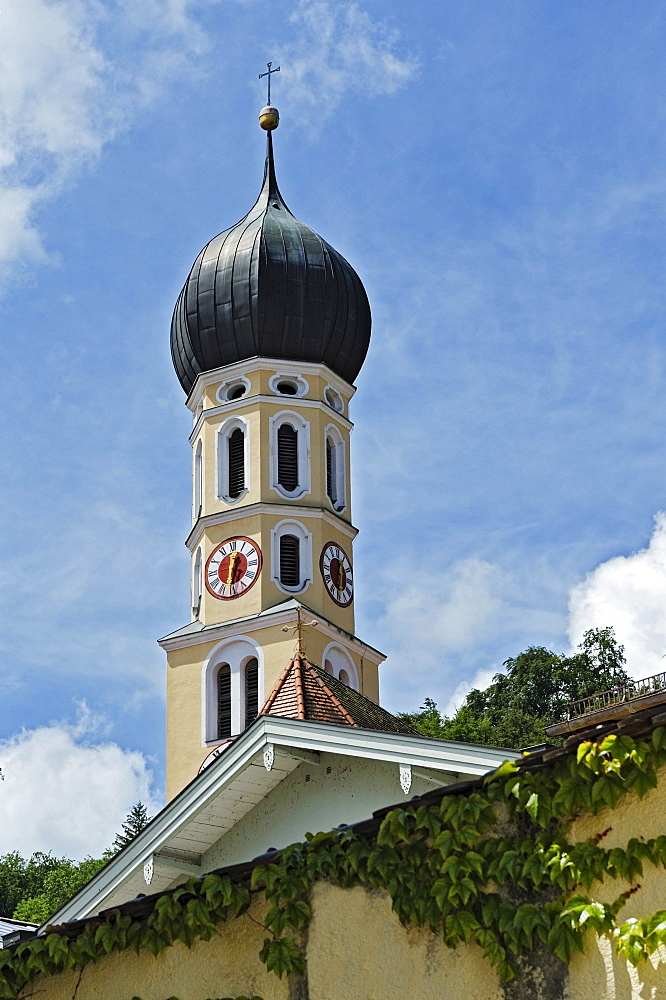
[257,131,284,208]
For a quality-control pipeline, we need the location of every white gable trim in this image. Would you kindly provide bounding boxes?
[45,717,512,930]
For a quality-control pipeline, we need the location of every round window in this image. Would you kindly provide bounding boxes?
[228,385,246,400]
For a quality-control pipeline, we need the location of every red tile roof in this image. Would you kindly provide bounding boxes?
[259,653,417,735]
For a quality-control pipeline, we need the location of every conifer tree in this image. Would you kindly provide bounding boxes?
[112,802,150,850]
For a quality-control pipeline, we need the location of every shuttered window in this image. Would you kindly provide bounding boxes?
[245,658,259,728]
[277,424,298,492]
[228,428,245,499]
[326,437,334,503]
[217,664,232,739]
[280,534,300,587]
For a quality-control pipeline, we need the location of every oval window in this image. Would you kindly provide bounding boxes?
[276,380,298,395]
[325,387,343,412]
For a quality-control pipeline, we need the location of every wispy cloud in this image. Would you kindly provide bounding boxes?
[0,0,217,278]
[0,702,160,857]
[277,1,418,123]
[375,555,565,715]
[0,488,182,691]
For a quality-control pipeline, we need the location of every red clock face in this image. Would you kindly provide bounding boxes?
[205,536,262,600]
[320,542,353,606]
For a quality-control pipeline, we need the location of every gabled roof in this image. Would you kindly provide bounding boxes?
[43,714,511,929]
[260,653,418,735]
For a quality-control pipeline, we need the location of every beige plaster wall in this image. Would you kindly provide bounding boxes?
[566,775,666,1000]
[29,897,287,1000]
[26,840,666,1000]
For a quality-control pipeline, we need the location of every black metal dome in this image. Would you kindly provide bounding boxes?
[171,132,371,395]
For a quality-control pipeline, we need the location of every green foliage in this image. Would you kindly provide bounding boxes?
[400,627,631,748]
[1,800,152,926]
[3,726,666,997]
[113,803,151,851]
[12,857,106,925]
[0,852,106,926]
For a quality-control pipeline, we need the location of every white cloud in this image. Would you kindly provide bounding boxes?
[567,512,666,680]
[277,1,418,123]
[0,703,160,857]
[0,0,216,277]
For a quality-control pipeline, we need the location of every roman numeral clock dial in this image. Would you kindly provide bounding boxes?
[205,537,262,600]
[320,542,354,607]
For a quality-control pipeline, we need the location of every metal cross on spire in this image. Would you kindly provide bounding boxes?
[282,606,318,654]
[259,61,280,105]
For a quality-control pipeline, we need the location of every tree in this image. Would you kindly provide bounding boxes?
[0,804,152,923]
[12,857,106,924]
[112,802,150,850]
[399,627,631,749]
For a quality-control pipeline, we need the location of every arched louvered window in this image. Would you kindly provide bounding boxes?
[277,423,298,492]
[280,534,300,587]
[217,664,232,739]
[244,657,259,728]
[326,437,334,503]
[228,427,245,499]
[325,427,345,511]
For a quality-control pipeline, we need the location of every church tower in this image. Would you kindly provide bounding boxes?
[160,97,385,800]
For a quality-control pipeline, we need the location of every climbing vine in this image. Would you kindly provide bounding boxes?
[2,728,666,997]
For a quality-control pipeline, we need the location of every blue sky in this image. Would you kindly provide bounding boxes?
[2,0,666,856]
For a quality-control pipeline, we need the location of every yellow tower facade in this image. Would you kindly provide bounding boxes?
[161,119,383,799]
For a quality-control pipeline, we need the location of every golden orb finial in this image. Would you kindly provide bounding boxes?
[259,105,279,130]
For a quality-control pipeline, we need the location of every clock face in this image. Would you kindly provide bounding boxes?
[205,536,262,600]
[320,542,354,607]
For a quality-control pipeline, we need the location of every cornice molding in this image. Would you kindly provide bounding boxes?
[158,603,385,664]
[186,503,357,552]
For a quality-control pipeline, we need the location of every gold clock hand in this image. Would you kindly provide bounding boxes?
[226,551,240,586]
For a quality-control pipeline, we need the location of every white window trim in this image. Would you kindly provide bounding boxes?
[201,635,264,744]
[193,438,203,521]
[325,423,346,512]
[322,643,359,691]
[271,518,313,594]
[192,547,203,619]
[217,415,250,504]
[217,376,251,403]
[269,372,309,398]
[269,410,311,500]
[324,384,344,413]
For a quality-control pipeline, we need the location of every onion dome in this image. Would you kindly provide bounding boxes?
[170,126,371,395]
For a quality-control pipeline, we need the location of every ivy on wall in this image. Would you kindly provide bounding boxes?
[2,730,666,998]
